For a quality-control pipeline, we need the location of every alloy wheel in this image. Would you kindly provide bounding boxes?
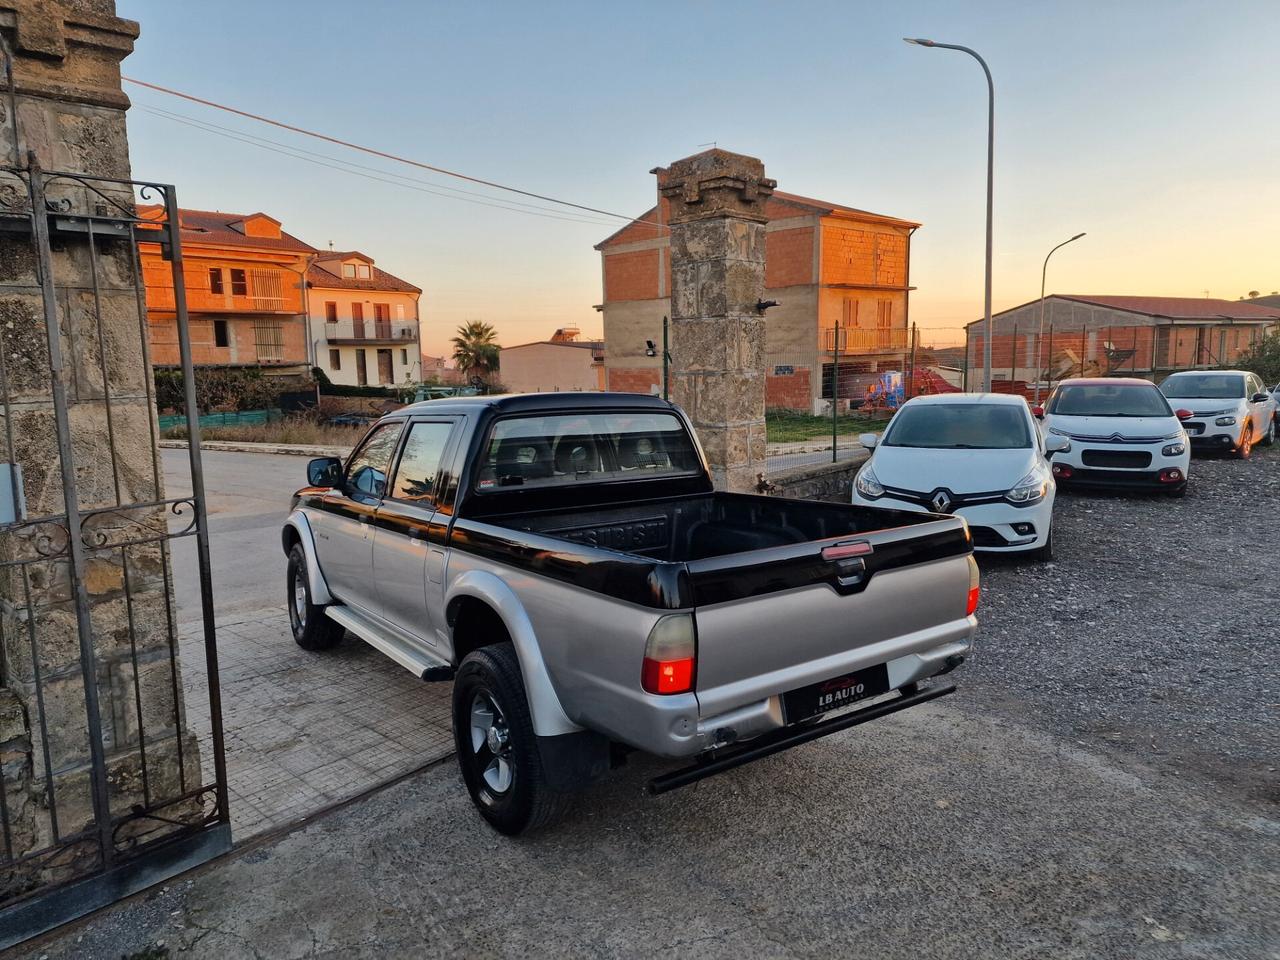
[469,690,514,795]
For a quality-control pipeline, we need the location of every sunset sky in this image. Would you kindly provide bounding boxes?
[120,0,1279,356]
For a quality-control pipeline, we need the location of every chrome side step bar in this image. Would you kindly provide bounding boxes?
[324,606,454,681]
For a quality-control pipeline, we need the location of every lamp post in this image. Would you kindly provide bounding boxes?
[904,37,994,392]
[1035,232,1086,404]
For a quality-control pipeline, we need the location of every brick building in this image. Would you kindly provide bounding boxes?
[964,295,1280,392]
[139,207,314,373]
[595,162,919,412]
[499,327,605,393]
[307,251,422,387]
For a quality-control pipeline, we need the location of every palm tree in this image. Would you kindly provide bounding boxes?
[451,320,500,385]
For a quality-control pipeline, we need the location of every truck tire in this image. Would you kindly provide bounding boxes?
[452,643,572,835]
[287,543,344,651]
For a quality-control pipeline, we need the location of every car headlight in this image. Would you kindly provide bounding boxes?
[854,466,884,500]
[1214,416,1236,426]
[1005,467,1049,505]
[1162,441,1185,456]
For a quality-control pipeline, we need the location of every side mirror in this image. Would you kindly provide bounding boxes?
[307,456,343,488]
[859,433,878,449]
[1043,434,1071,459]
[1031,405,1045,419]
[1175,408,1193,420]
[1250,392,1269,403]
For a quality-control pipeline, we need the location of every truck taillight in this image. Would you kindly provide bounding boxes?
[641,614,696,695]
[966,555,981,616]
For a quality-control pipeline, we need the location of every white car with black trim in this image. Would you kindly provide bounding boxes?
[1159,370,1277,458]
[1033,377,1190,496]
[852,393,1062,561]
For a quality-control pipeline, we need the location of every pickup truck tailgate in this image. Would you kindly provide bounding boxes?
[687,518,974,718]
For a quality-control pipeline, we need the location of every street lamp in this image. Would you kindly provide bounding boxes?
[1034,232,1086,404]
[904,37,995,392]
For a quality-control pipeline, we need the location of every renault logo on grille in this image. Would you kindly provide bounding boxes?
[929,489,953,513]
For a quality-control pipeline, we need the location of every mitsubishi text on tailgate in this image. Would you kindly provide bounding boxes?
[282,393,979,834]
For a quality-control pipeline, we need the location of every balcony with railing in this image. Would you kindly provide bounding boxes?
[325,320,419,344]
[821,326,909,354]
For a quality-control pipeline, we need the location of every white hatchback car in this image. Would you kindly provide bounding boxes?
[852,393,1062,561]
[1034,377,1190,496]
[1159,370,1277,458]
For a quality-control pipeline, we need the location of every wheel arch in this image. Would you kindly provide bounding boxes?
[282,511,334,606]
[445,570,578,738]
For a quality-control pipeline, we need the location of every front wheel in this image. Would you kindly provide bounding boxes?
[1028,530,1054,562]
[287,543,344,651]
[1235,423,1254,459]
[452,644,572,835]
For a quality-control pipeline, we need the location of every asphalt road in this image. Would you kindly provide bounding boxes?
[163,448,304,623]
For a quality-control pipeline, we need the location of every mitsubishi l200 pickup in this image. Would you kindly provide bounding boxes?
[282,393,979,834]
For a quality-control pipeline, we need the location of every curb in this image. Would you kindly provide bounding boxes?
[160,440,351,458]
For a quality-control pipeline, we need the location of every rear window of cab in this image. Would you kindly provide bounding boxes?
[475,412,701,491]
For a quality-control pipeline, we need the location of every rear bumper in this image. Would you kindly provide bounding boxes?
[649,681,958,794]
[620,618,975,760]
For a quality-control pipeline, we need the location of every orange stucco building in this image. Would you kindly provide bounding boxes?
[596,168,919,412]
[138,207,316,372]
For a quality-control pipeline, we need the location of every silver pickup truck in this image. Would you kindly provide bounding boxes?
[283,393,979,834]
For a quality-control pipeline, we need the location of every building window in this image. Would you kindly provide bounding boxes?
[357,264,371,279]
[877,301,892,329]
[329,348,341,370]
[324,301,338,323]
[356,349,367,386]
[400,348,408,365]
[213,319,229,348]
[229,268,247,296]
[253,319,283,362]
[395,303,405,320]
[343,263,357,278]
[208,268,224,294]
[374,303,390,322]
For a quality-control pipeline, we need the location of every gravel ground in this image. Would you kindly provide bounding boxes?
[967,443,1279,806]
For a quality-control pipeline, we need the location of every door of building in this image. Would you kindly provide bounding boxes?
[352,301,366,339]
[356,349,368,386]
[378,348,394,385]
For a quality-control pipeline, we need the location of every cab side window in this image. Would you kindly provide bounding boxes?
[390,421,454,505]
[344,422,403,501]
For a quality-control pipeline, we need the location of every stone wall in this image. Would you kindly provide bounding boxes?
[0,0,203,900]
[766,451,868,503]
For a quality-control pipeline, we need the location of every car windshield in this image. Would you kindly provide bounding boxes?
[1159,374,1245,399]
[882,403,1031,449]
[476,412,701,491]
[1048,383,1171,418]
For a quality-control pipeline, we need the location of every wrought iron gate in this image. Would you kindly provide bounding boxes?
[0,156,228,946]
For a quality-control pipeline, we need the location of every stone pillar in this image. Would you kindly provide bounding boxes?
[657,149,774,492]
[0,2,202,899]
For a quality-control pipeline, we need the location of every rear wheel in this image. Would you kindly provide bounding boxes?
[287,543,344,651]
[452,644,572,835]
[1261,418,1275,447]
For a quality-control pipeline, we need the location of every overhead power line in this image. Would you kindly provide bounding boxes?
[134,102,620,227]
[122,76,664,231]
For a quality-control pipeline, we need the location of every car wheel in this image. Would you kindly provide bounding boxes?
[452,643,572,835]
[1235,423,1254,459]
[287,543,344,651]
[1028,530,1054,562]
[1261,418,1276,447]
[1166,483,1187,499]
